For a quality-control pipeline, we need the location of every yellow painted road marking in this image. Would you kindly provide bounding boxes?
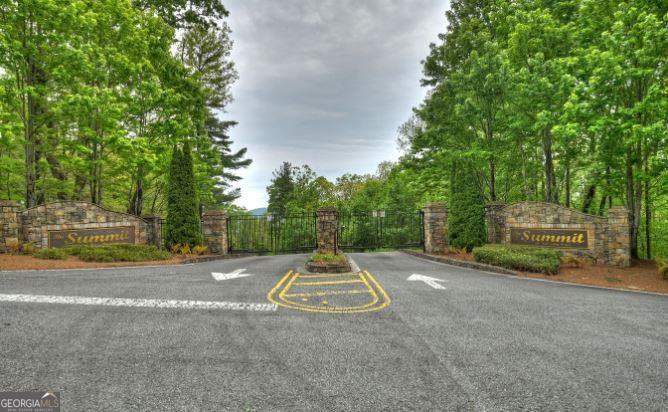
[267,270,391,314]
[283,289,370,298]
[295,273,359,279]
[292,279,364,286]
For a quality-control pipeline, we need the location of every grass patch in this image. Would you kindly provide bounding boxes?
[472,244,561,275]
[605,276,623,283]
[309,253,347,263]
[33,248,68,260]
[34,244,171,263]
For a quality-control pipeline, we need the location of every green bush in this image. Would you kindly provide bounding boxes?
[165,142,202,249]
[657,258,668,280]
[472,244,561,275]
[62,244,172,262]
[448,162,487,251]
[33,248,68,260]
[36,244,173,263]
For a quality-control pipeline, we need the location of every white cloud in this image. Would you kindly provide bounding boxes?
[222,0,448,209]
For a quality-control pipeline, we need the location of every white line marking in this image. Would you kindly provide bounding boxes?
[0,294,277,312]
[347,256,361,273]
[211,268,254,281]
[407,274,448,290]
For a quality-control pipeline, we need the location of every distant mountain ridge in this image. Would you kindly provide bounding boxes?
[248,207,267,216]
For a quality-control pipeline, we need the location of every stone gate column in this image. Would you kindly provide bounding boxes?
[142,215,162,249]
[316,207,338,254]
[485,202,507,244]
[202,210,228,255]
[607,207,630,267]
[422,202,448,254]
[0,200,20,253]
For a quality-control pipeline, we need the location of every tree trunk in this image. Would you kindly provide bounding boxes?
[582,185,596,213]
[542,129,557,203]
[129,166,144,215]
[626,144,642,259]
[643,136,651,259]
[565,163,571,208]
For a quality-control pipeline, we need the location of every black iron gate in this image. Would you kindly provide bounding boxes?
[337,210,423,251]
[227,213,317,254]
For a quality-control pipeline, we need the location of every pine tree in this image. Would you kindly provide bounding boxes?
[166,142,202,248]
[448,162,487,251]
[266,162,295,215]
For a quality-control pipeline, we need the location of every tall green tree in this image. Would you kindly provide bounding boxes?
[166,142,201,247]
[267,162,295,215]
[448,162,487,251]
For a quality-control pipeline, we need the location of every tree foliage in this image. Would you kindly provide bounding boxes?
[408,0,668,259]
[0,0,250,217]
[166,142,202,247]
[448,162,487,251]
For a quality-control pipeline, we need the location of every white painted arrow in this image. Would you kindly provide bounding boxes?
[211,268,254,281]
[407,274,447,290]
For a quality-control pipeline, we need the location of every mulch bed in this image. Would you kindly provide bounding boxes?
[0,254,187,271]
[431,252,667,294]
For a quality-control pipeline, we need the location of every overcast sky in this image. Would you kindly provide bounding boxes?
[223,0,448,209]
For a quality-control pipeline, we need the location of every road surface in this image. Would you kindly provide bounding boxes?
[1,252,666,410]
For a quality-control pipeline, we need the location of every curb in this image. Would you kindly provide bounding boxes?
[181,253,258,265]
[0,253,259,273]
[400,249,520,276]
[400,250,668,297]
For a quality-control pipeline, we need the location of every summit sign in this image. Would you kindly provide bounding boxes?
[48,226,135,248]
[510,228,589,249]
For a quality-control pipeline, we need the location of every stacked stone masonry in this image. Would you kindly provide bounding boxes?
[485,202,630,267]
[202,210,228,255]
[0,201,160,250]
[422,202,448,255]
[316,208,338,254]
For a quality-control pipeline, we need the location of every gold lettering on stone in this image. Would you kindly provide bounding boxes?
[48,227,135,248]
[510,228,589,249]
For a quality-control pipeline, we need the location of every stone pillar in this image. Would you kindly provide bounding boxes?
[0,200,20,253]
[422,202,448,254]
[485,202,507,244]
[607,207,630,267]
[316,207,338,254]
[201,210,228,255]
[142,215,162,249]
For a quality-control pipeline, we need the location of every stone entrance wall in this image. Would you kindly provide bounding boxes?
[486,202,630,267]
[0,201,160,251]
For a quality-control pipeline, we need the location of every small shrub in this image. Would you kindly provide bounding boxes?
[170,243,182,254]
[657,258,668,280]
[21,242,37,255]
[33,248,68,260]
[6,242,20,255]
[472,244,561,275]
[309,253,346,263]
[63,244,171,262]
[192,245,208,255]
[179,244,191,255]
[560,254,584,268]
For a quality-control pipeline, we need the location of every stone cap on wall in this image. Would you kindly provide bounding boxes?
[487,201,610,221]
[202,210,226,216]
[423,202,447,210]
[22,200,149,223]
[0,200,19,207]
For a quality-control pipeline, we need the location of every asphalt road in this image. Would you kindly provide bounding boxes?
[0,252,666,411]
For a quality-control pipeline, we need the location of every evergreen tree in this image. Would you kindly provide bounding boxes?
[448,162,487,251]
[266,162,295,215]
[166,142,202,247]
